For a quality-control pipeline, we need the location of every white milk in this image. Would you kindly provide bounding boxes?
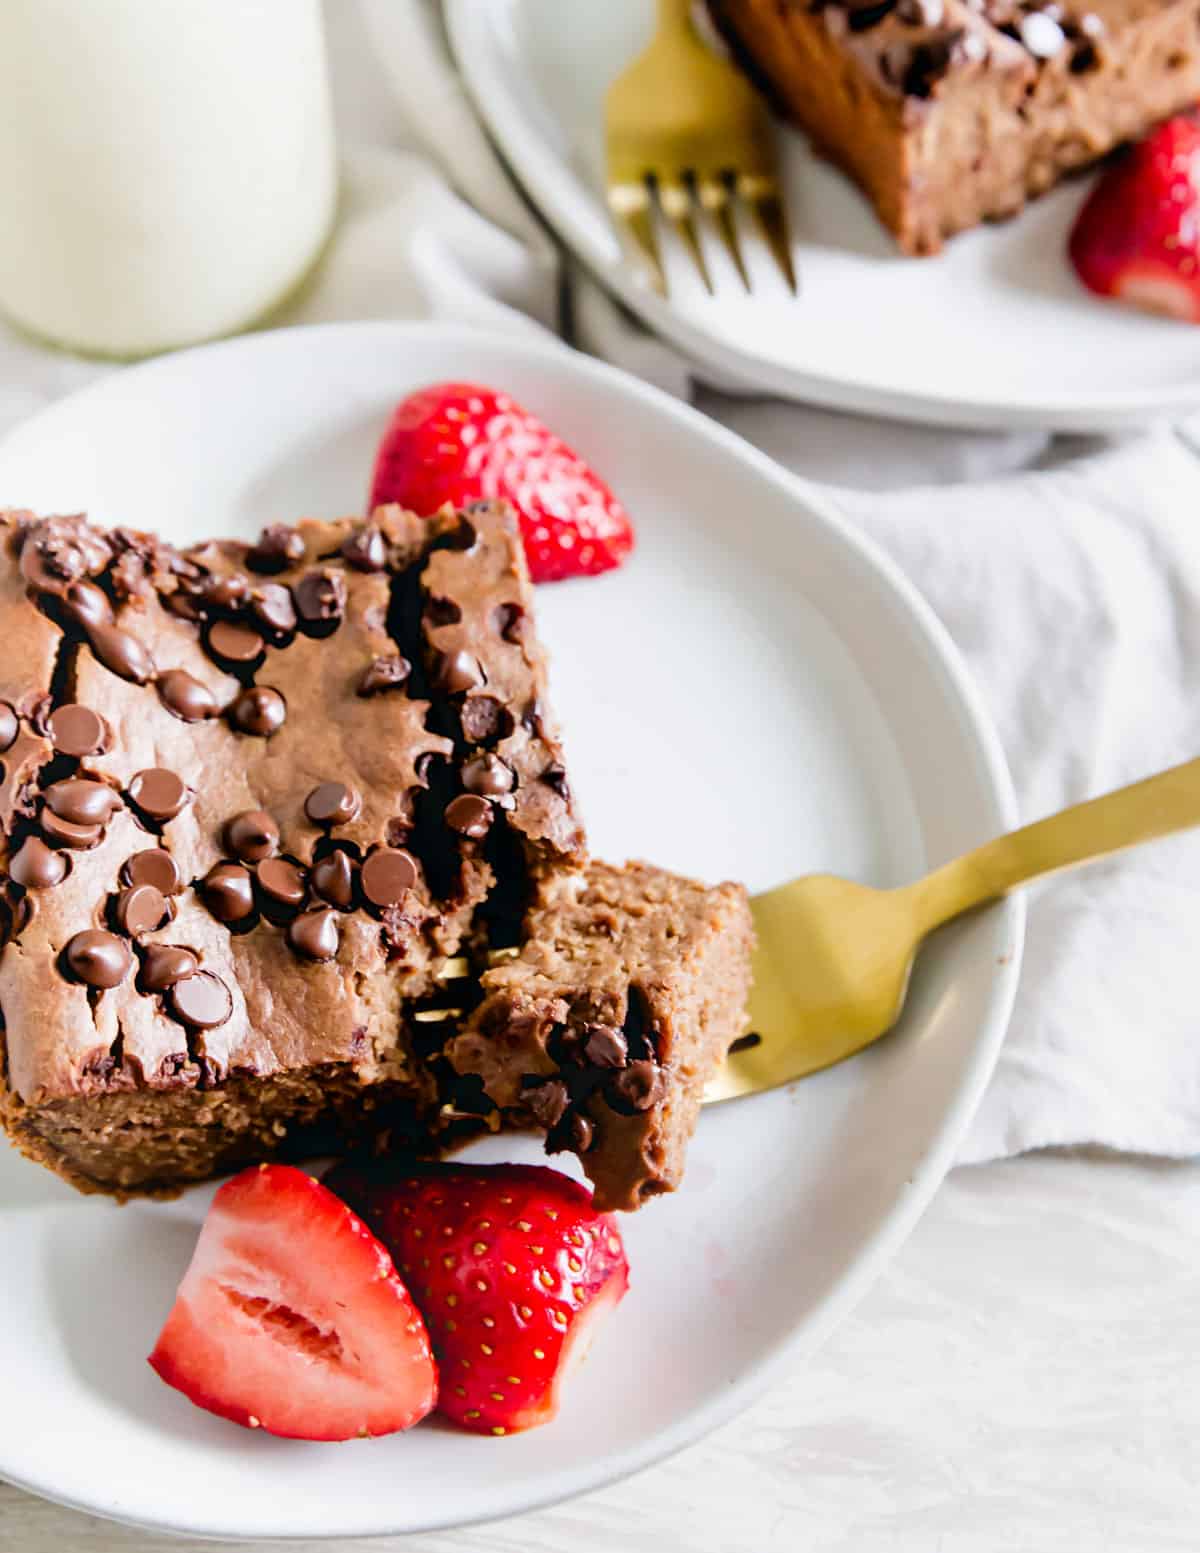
[0,0,337,357]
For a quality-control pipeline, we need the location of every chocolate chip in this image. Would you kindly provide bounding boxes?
[225,809,279,863]
[205,574,248,609]
[360,847,418,906]
[47,703,108,756]
[492,602,526,643]
[425,596,462,628]
[305,781,361,827]
[123,849,182,895]
[461,753,514,797]
[114,884,169,937]
[128,768,189,822]
[340,525,387,572]
[169,969,232,1030]
[436,649,485,694]
[444,516,478,552]
[567,1111,594,1152]
[63,579,112,629]
[311,849,357,908]
[459,695,512,745]
[584,1025,628,1068]
[844,0,896,24]
[540,763,570,800]
[357,654,411,696]
[256,857,307,911]
[201,862,256,923]
[230,686,286,736]
[247,523,306,574]
[608,1059,664,1113]
[249,583,297,640]
[287,906,340,962]
[444,793,493,838]
[0,703,17,753]
[9,835,68,889]
[85,622,154,684]
[157,669,220,723]
[294,569,346,625]
[63,929,131,988]
[45,778,120,826]
[206,618,265,665]
[41,811,104,849]
[525,1078,569,1129]
[140,943,198,992]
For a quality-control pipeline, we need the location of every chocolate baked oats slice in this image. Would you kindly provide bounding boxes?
[0,502,582,1194]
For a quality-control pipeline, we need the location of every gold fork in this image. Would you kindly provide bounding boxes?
[711,754,1200,1103]
[603,0,796,294]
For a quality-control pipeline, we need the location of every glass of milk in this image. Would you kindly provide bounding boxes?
[0,0,337,358]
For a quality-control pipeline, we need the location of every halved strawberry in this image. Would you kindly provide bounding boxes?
[149,1163,437,1440]
[368,382,635,583]
[1070,115,1200,322]
[326,1161,629,1435]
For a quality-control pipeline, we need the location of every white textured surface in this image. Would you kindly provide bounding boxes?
[2,1151,1196,1551]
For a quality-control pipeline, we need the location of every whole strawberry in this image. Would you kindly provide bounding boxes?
[368,382,634,583]
[1070,115,1200,322]
[326,1161,629,1435]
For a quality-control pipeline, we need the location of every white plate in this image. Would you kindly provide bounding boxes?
[0,321,1021,1539]
[443,0,1200,431]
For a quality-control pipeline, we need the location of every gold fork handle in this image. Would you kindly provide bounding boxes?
[658,0,696,29]
[907,754,1200,934]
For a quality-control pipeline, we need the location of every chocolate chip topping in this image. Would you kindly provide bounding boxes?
[294,569,345,626]
[45,779,120,826]
[201,862,256,923]
[360,848,417,907]
[567,1112,594,1152]
[584,1025,628,1068]
[157,669,220,723]
[540,763,570,799]
[63,929,131,988]
[206,618,265,665]
[63,579,112,629]
[9,835,68,889]
[459,695,511,746]
[229,686,286,736]
[436,649,485,695]
[357,654,411,697]
[0,703,18,753]
[340,525,387,572]
[247,523,306,574]
[41,811,104,849]
[85,622,154,684]
[525,1078,570,1129]
[48,703,109,757]
[492,602,525,643]
[608,1059,664,1113]
[249,583,297,640]
[444,793,493,839]
[123,848,182,895]
[256,857,307,910]
[114,884,169,937]
[287,906,340,962]
[169,969,232,1029]
[305,781,361,827]
[461,752,514,797]
[128,768,189,822]
[140,943,199,993]
[225,809,279,863]
[311,849,357,908]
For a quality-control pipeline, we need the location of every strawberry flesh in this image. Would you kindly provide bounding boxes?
[368,382,634,583]
[149,1163,437,1441]
[1070,115,1200,322]
[326,1161,629,1435]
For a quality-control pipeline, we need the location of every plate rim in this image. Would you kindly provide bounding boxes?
[0,319,1024,1539]
[442,0,1200,433]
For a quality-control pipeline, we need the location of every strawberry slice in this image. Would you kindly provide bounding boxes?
[368,382,635,583]
[326,1161,629,1435]
[148,1163,437,1440]
[1070,115,1200,322]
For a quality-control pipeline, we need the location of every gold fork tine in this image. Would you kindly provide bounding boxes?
[609,180,666,293]
[658,176,713,293]
[740,176,798,295]
[698,174,750,291]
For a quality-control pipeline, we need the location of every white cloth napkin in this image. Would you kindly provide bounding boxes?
[3,0,1198,1167]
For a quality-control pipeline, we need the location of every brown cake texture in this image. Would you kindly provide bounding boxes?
[448,862,754,1211]
[0,505,754,1212]
[707,0,1200,253]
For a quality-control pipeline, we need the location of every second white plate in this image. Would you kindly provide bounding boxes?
[443,0,1200,431]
